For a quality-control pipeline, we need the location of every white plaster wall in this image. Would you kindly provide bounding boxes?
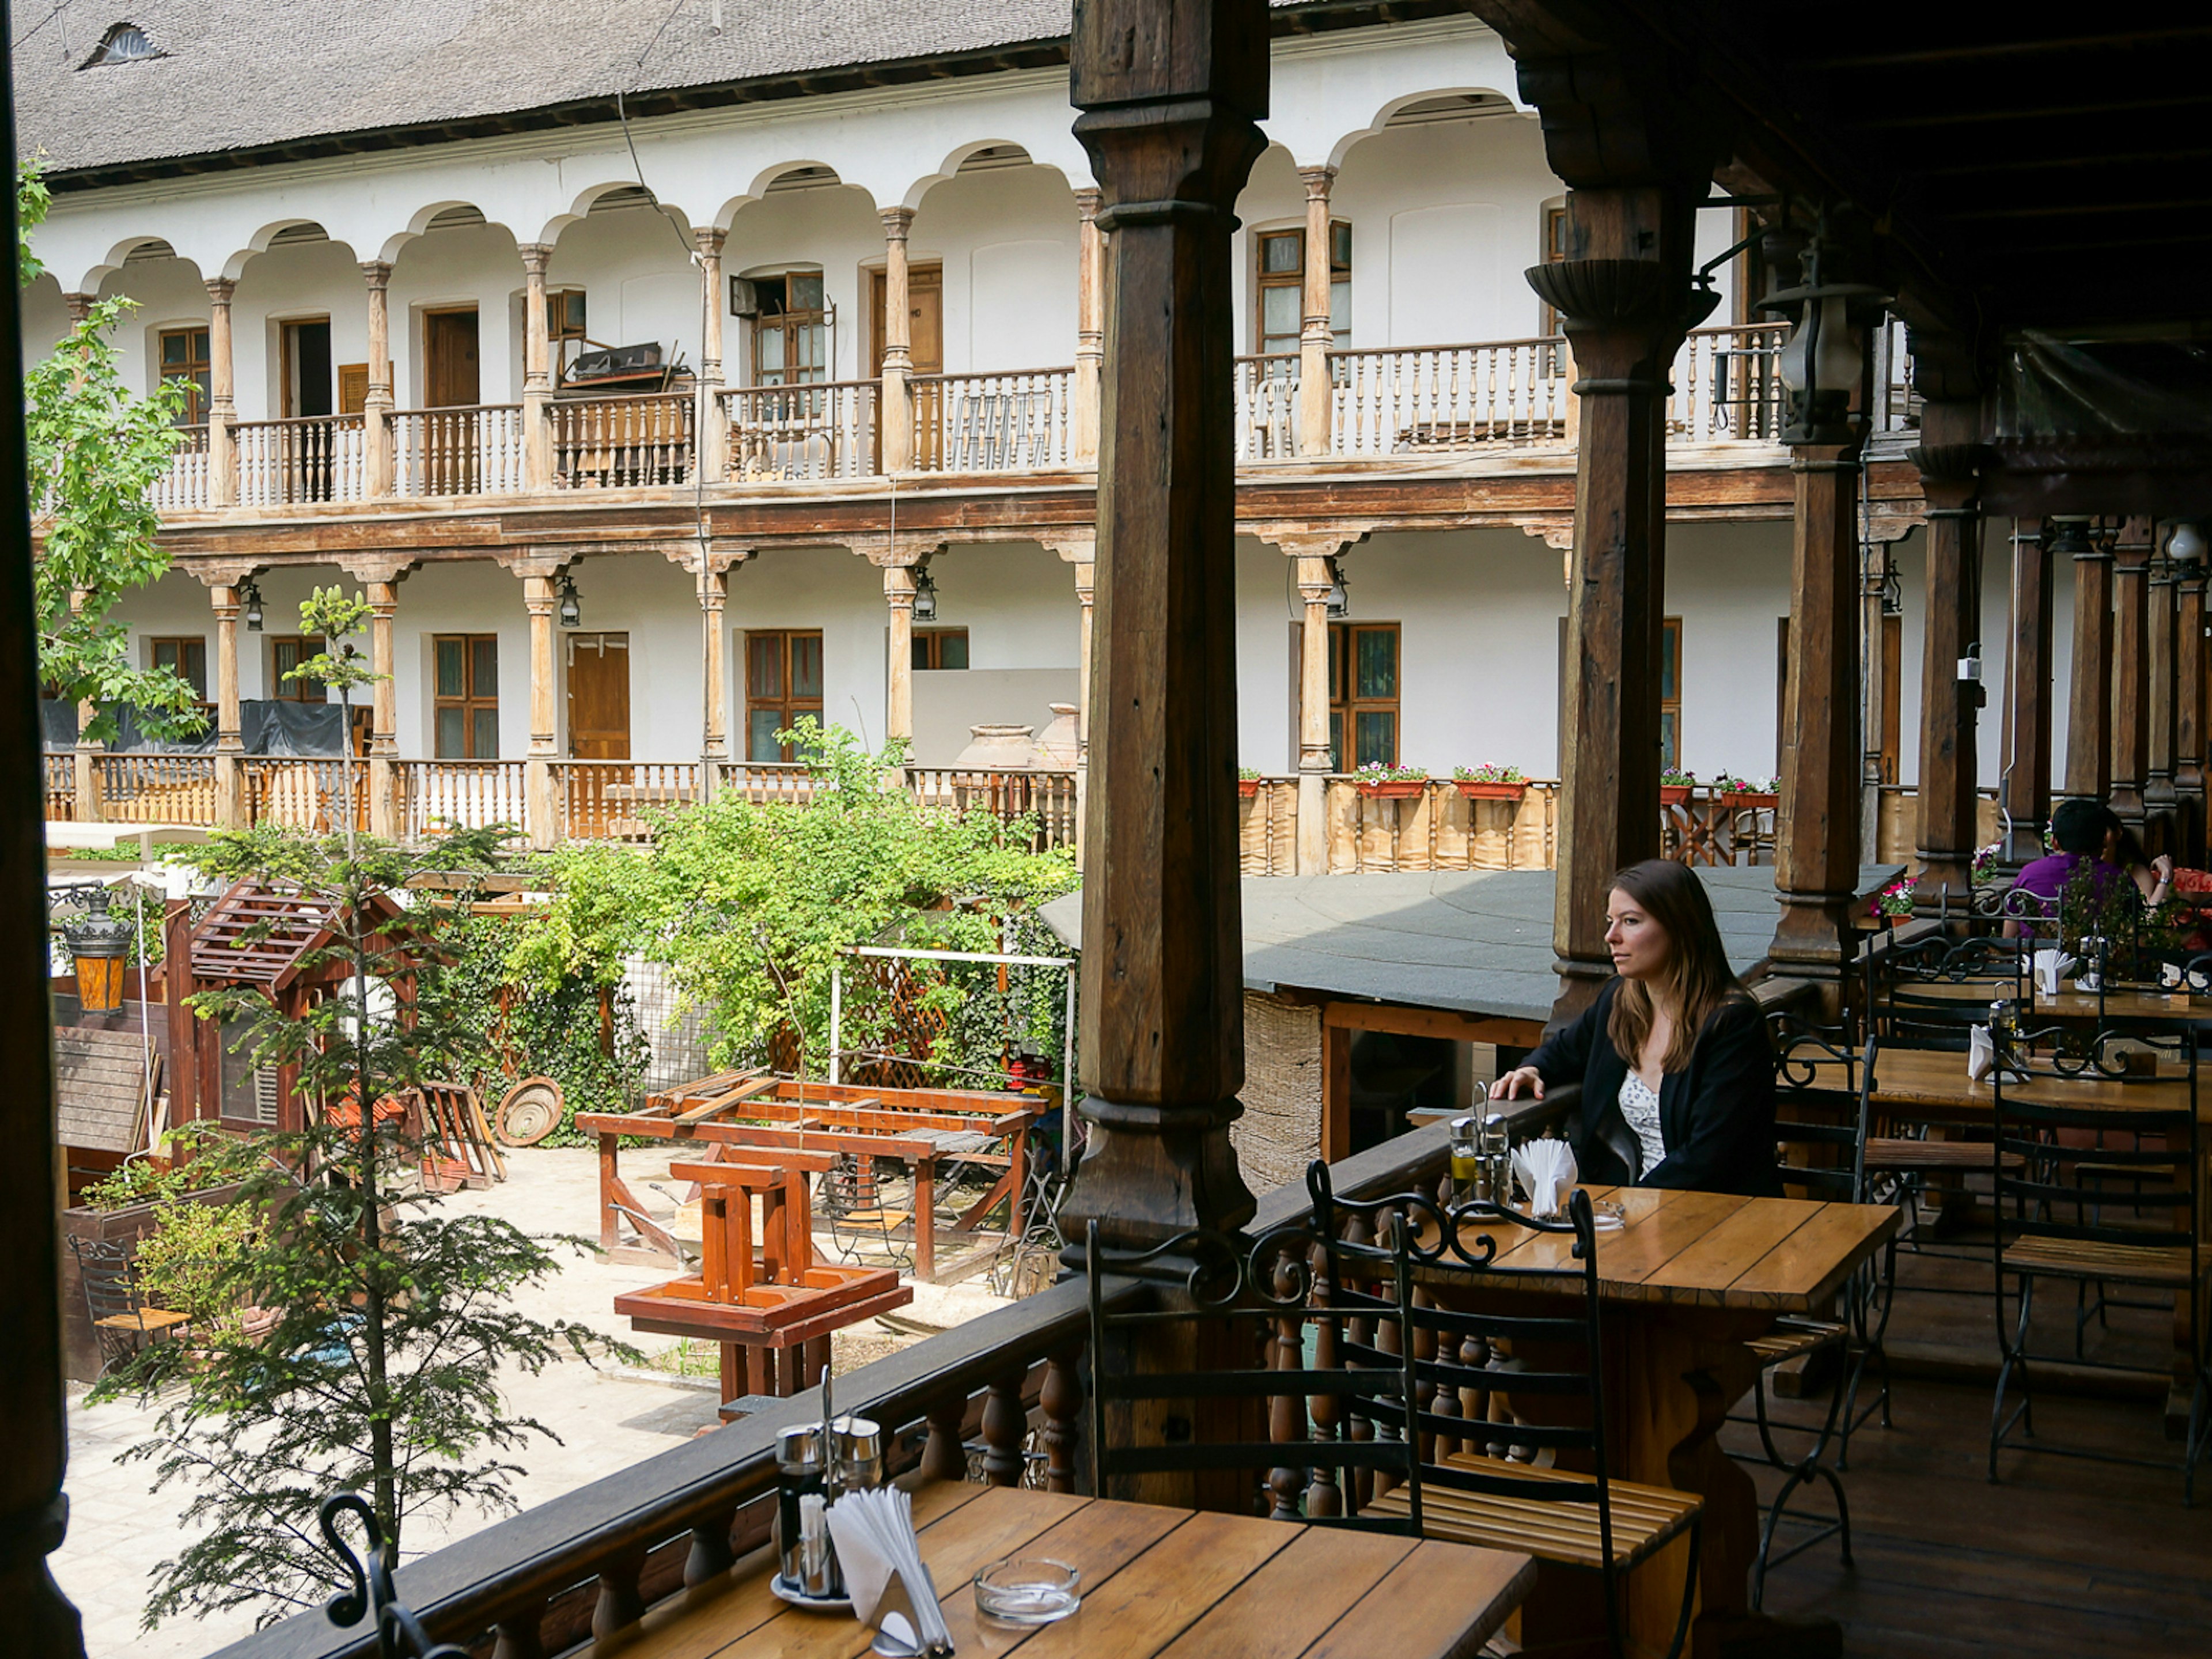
[93,253,206,410]
[536,204,703,396]
[21,272,73,363]
[723,184,885,385]
[388,222,521,409]
[234,239,374,421]
[911,166,1078,376]
[392,561,533,760]
[722,547,889,756]
[1234,538,1301,770]
[1665,521,1795,782]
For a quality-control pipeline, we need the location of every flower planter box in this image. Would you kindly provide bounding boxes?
[1719,791,1779,809]
[1237,779,1261,799]
[1660,785,1693,806]
[1455,781,1527,802]
[1357,780,1429,800]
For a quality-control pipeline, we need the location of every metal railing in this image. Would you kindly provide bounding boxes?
[150,424,210,512]
[551,393,696,490]
[721,380,878,482]
[909,767,1078,852]
[401,760,528,838]
[393,404,527,497]
[1233,354,1301,460]
[234,415,367,506]
[241,757,367,834]
[86,754,216,825]
[914,368,1074,472]
[1328,336,1567,456]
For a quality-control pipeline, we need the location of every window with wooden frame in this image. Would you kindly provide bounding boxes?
[912,628,968,671]
[148,636,208,702]
[746,629,824,760]
[269,636,325,703]
[1538,204,1569,337]
[158,325,211,425]
[431,634,499,759]
[548,288,588,380]
[750,272,830,387]
[1328,620,1399,771]
[1253,224,1350,356]
[1660,616,1682,773]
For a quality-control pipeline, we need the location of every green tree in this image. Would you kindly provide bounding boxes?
[19,160,201,741]
[103,825,619,1630]
[284,586,380,857]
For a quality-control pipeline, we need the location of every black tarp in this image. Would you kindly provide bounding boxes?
[41,698,346,756]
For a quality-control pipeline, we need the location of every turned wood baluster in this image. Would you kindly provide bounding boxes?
[1461,1329,1490,1458]
[1305,1239,1344,1519]
[491,1600,548,1659]
[1340,1210,1376,1508]
[920,1393,970,1484]
[980,1369,1027,1487]
[1410,1281,1440,1465]
[685,1505,736,1586]
[1268,1251,1305,1521]
[591,1544,648,1641]
[1041,1344,1084,1495]
[1369,1206,1405,1498]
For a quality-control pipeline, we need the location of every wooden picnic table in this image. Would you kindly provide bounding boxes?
[1419,1186,1897,1659]
[588,1479,1534,1659]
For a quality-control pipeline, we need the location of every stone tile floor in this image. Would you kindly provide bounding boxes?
[55,1144,1012,1657]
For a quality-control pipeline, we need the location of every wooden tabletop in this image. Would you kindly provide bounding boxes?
[1415,1187,1899,1313]
[1870,1044,2207,1122]
[1894,979,2212,1022]
[599,1480,1534,1659]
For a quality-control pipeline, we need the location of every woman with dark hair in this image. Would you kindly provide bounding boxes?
[1494,859,1782,1195]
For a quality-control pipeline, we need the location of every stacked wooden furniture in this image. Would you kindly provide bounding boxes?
[612,1149,910,1401]
[579,1067,1048,1279]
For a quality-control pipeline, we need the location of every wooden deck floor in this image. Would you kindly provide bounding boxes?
[1728,1231,2212,1658]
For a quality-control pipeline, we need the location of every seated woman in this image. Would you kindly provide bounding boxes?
[2010,798,2157,912]
[1493,858,1781,1196]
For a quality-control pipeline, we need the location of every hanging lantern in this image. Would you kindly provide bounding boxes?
[1758,216,1888,446]
[64,884,132,1013]
[240,575,265,632]
[1324,558,1350,620]
[911,568,940,624]
[556,573,582,628]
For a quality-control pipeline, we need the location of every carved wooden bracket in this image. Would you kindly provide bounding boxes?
[336,555,419,586]
[1038,533,1097,563]
[187,559,263,589]
[1252,525,1370,562]
[660,541,753,578]
[841,532,949,569]
[493,548,574,581]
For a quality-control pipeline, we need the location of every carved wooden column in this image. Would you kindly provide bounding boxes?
[1074,555,1094,869]
[344,560,412,840]
[695,228,728,483]
[2059,516,2112,805]
[204,278,238,507]
[361,262,395,497]
[1907,386,1988,909]
[879,209,915,472]
[506,558,565,849]
[2002,523,2057,866]
[2110,517,2153,835]
[1073,189,1104,465]
[1296,166,1336,457]
[2146,552,2181,857]
[696,552,741,787]
[210,578,246,828]
[884,564,917,752]
[2176,551,2207,863]
[1057,0,1268,1252]
[518,244,555,491]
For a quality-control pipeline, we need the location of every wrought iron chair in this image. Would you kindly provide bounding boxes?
[820,1153,914,1273]
[1308,1164,1703,1659]
[70,1236,191,1377]
[1083,1214,1422,1532]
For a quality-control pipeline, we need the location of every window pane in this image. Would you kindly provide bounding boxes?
[912,634,931,671]
[1330,278,1350,340]
[748,709,785,761]
[1354,709,1396,769]
[153,641,176,672]
[435,638,464,698]
[1355,628,1397,699]
[274,641,297,677]
[435,706,464,759]
[1261,285,1298,339]
[161,333,187,366]
[1260,233,1300,274]
[183,643,207,698]
[789,634,823,699]
[1660,711,1679,774]
[756,326,786,379]
[794,323,826,380]
[1331,221,1352,272]
[938,630,968,671]
[471,708,499,759]
[748,634,783,699]
[1660,620,1679,702]
[471,637,498,699]
[789,272,824,312]
[1328,628,1343,700]
[1329,710,1343,773]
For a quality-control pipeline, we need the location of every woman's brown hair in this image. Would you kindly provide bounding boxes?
[1604,858,1749,1073]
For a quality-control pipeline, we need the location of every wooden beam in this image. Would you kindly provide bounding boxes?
[1323,1021,1353,1166]
[1319,1001,1545,1050]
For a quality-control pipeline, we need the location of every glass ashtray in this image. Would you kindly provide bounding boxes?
[973,1556,1081,1624]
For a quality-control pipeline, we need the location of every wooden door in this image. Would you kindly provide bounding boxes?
[872,266,942,467]
[423,306,480,494]
[566,633,630,759]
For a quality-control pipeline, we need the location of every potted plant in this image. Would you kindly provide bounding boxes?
[1871,874,1916,926]
[1354,762,1430,800]
[1452,763,1527,802]
[1237,766,1262,800]
[1660,767,1696,806]
[1715,772,1780,808]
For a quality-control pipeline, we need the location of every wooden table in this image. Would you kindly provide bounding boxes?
[1889,977,2212,1026]
[1869,1043,2207,1124]
[1418,1187,1898,1659]
[593,1479,1535,1659]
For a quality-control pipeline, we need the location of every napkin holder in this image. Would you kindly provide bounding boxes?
[863,1565,952,1658]
[1510,1137,1577,1219]
[1967,1024,2029,1086]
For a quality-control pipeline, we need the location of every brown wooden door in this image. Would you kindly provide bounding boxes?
[424,307,480,494]
[566,632,630,759]
[873,266,942,467]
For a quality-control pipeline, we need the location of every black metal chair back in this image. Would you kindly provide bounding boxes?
[1084,1214,1423,1532]
[1865,931,2024,1054]
[1306,1163,1650,1659]
[1768,1014,1872,1204]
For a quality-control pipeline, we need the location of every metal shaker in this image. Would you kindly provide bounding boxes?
[775,1423,840,1597]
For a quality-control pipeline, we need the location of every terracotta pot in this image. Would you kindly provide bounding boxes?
[1237,779,1260,798]
[1357,779,1428,800]
[952,724,1036,771]
[1719,791,1779,808]
[1660,785,1692,805]
[1455,781,1527,802]
[1032,704,1078,769]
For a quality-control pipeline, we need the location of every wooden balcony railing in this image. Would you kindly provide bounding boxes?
[86,753,217,825]
[402,760,528,839]
[721,380,878,482]
[393,404,527,497]
[1666,324,1790,444]
[913,369,1073,472]
[554,760,701,840]
[151,423,210,512]
[1233,353,1301,460]
[234,415,367,506]
[1328,337,1567,457]
[41,752,74,821]
[714,759,820,804]
[242,757,367,834]
[910,767,1078,853]
[551,393,696,490]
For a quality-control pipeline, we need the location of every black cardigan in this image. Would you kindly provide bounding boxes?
[1525,979,1782,1197]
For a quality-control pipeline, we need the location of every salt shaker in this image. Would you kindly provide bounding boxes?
[1448,1116,1482,1205]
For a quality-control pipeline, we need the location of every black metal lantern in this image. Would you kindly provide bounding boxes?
[240,575,265,632]
[911,568,940,624]
[1324,557,1350,621]
[556,573,582,629]
[1758,219,1888,447]
[63,884,132,1013]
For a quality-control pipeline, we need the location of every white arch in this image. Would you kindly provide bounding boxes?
[1261,16,1525,169]
[896,139,1085,214]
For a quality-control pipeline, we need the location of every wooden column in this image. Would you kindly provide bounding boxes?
[2146,554,2181,857]
[1275,537,1342,874]
[361,261,395,497]
[211,581,245,830]
[204,278,238,507]
[884,564,916,751]
[699,558,731,774]
[521,569,560,848]
[361,574,403,839]
[1058,0,1268,1251]
[2176,554,2207,863]
[1908,393,1988,908]
[1073,556,1094,869]
[2002,523,2058,866]
[879,209,915,472]
[2059,516,2112,805]
[1073,189,1104,465]
[66,589,99,821]
[1296,166,1336,457]
[2110,517,2153,835]
[518,244,554,491]
[695,228,728,483]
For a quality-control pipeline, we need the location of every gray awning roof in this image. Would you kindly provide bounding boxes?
[1038,866,1903,1026]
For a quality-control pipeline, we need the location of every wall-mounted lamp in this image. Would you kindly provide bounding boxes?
[239,575,264,632]
[911,569,940,624]
[2166,521,2206,567]
[1324,558,1350,621]
[1758,214,1888,446]
[556,573,582,629]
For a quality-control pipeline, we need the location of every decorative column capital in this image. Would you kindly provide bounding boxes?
[359,260,392,292]
[1074,187,1101,222]
[880,206,915,242]
[1298,164,1336,201]
[63,291,94,323]
[693,225,726,258]
[188,559,264,590]
[204,276,236,306]
[884,563,918,609]
[1072,559,1094,604]
[517,243,554,276]
[497,548,574,582]
[338,554,418,587]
